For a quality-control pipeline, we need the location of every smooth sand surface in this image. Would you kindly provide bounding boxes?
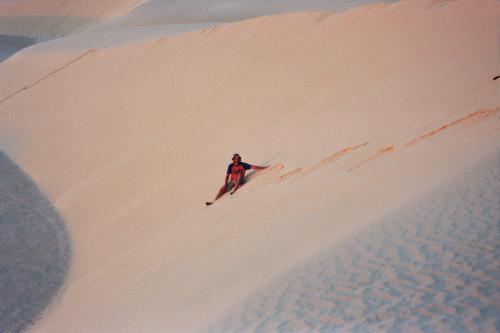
[0,0,499,332]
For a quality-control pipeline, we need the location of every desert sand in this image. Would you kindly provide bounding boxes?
[0,1,392,54]
[0,0,499,332]
[210,153,500,332]
[0,0,146,38]
[0,152,70,333]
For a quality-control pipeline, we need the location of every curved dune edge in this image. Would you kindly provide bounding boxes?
[0,151,71,333]
[0,35,36,63]
[0,0,498,332]
[0,0,389,55]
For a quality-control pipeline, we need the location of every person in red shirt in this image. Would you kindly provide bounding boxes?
[206,153,268,206]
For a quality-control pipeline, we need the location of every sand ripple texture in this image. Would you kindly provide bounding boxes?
[0,152,71,333]
[211,153,500,333]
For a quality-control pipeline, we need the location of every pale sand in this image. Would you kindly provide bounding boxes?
[0,0,146,38]
[209,153,500,332]
[0,1,394,57]
[0,151,71,333]
[0,0,499,332]
[96,0,396,29]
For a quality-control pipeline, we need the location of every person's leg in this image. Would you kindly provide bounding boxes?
[215,182,233,200]
[215,185,227,200]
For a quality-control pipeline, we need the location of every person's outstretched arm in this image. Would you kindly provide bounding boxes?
[251,165,268,170]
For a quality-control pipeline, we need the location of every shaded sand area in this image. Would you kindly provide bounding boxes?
[210,154,500,332]
[0,152,71,333]
[0,0,498,332]
[0,35,36,63]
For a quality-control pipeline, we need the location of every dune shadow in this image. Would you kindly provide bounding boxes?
[0,151,71,333]
[0,35,37,63]
[242,155,279,183]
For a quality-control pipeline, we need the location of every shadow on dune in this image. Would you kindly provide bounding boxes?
[0,151,71,333]
[0,35,36,63]
[243,155,279,182]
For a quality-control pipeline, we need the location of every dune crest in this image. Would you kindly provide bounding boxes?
[0,0,146,38]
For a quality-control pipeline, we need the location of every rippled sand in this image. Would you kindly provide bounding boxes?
[211,153,500,332]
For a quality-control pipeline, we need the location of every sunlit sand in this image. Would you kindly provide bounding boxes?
[0,0,498,332]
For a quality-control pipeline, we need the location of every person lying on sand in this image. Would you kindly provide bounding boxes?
[206,153,268,206]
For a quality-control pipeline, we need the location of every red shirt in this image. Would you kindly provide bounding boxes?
[227,162,252,181]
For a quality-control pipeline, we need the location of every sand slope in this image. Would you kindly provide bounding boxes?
[0,0,146,38]
[1,1,396,60]
[0,151,70,333]
[0,0,499,332]
[98,0,395,29]
[210,153,500,332]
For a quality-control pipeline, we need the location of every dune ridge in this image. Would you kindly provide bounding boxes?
[0,0,393,60]
[0,0,146,38]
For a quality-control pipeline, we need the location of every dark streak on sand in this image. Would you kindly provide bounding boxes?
[0,49,96,105]
[0,151,71,333]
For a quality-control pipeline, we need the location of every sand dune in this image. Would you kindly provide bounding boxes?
[98,0,395,28]
[210,153,500,332]
[0,0,499,332]
[0,0,394,59]
[0,34,36,62]
[0,151,70,333]
[0,0,146,38]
